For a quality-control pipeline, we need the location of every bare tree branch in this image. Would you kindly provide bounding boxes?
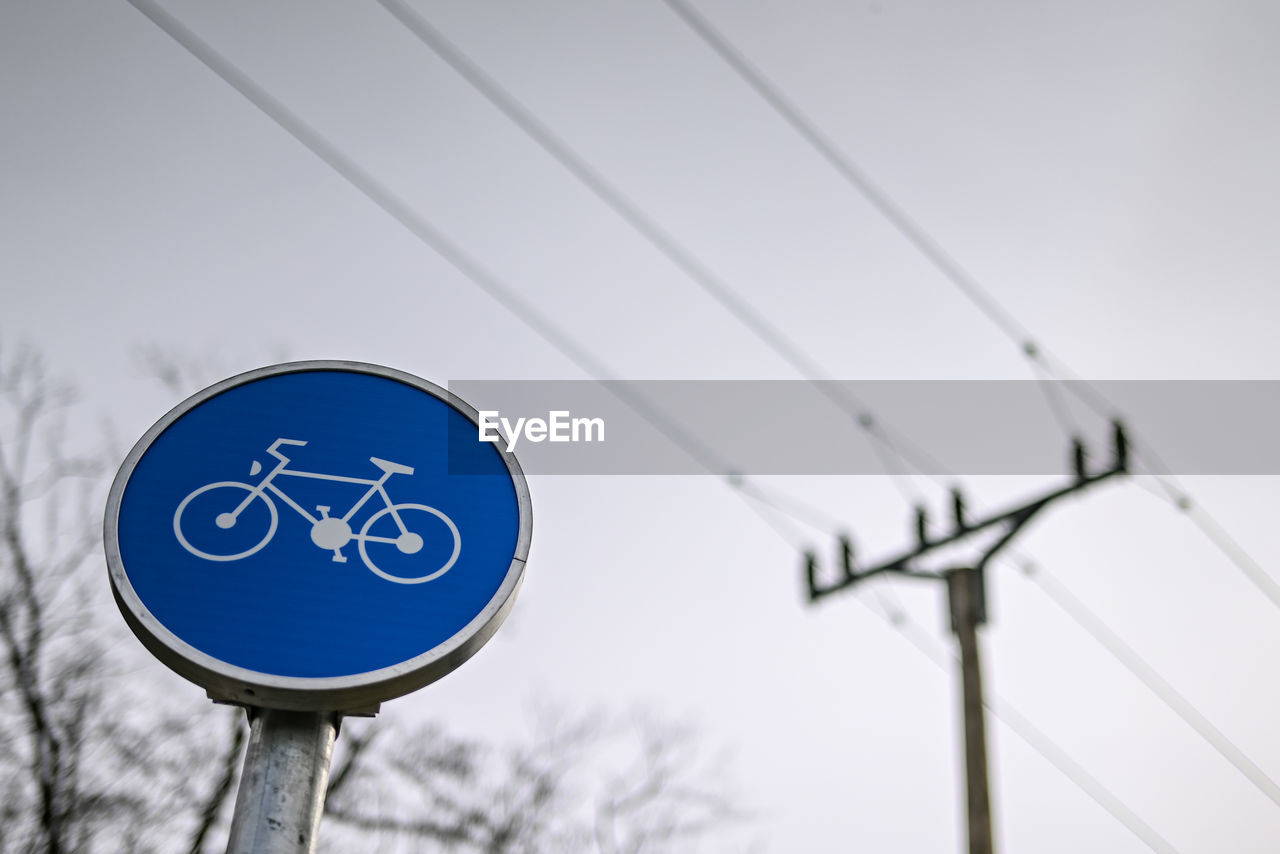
[321,710,749,854]
[0,343,100,854]
[184,708,246,854]
[0,343,227,853]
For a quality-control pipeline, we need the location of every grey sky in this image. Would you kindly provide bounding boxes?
[5,1,1280,851]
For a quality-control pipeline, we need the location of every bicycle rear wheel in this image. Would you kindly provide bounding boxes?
[174,481,278,561]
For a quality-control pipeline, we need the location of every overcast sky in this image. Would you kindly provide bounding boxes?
[5,1,1280,851]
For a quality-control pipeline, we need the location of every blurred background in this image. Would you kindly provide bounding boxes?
[3,0,1280,851]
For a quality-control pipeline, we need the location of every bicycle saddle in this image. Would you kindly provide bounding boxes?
[369,456,415,476]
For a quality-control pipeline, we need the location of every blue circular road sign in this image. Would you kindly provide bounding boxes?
[104,361,531,712]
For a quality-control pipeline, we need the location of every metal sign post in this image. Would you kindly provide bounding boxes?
[224,710,339,854]
[104,362,531,852]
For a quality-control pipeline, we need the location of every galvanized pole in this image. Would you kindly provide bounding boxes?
[948,568,994,854]
[225,709,339,854]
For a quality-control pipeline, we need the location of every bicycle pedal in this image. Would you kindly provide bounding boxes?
[331,552,348,563]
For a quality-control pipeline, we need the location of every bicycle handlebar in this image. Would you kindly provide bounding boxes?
[267,438,308,463]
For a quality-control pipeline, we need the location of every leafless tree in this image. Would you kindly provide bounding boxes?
[0,344,255,853]
[0,342,115,853]
[590,715,745,854]
[321,711,750,854]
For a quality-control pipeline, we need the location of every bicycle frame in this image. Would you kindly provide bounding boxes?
[235,438,403,529]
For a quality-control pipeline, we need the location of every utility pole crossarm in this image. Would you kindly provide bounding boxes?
[806,421,1128,603]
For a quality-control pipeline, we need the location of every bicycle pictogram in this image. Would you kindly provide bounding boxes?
[173,438,460,584]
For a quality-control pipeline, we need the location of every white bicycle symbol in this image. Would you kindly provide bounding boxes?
[173,438,460,584]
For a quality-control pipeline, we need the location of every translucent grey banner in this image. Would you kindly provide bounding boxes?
[444,381,1278,475]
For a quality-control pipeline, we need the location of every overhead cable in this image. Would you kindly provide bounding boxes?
[376,0,947,502]
[1010,557,1280,809]
[887,608,1184,854]
[658,0,1280,612]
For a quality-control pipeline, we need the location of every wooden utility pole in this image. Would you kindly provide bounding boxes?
[949,568,993,854]
[804,423,1128,854]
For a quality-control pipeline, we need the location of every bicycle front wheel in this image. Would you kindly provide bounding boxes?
[174,481,278,562]
[357,503,461,584]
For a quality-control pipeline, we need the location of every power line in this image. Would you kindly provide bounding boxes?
[375,0,949,503]
[658,0,1280,616]
[734,488,817,550]
[379,1,1154,555]
[661,0,1280,810]
[731,477,845,533]
[120,0,832,547]
[375,3,1269,706]
[386,0,1280,818]
[1130,470,1280,612]
[375,3,1076,658]
[1008,557,1280,809]
[519,0,1280,825]
[886,608,1184,854]
[657,0,1038,354]
[1184,502,1280,608]
[657,0,1087,414]
[654,0,1095,409]
[372,0,1280,839]
[812,449,1280,823]
[372,9,1274,761]
[388,0,1267,616]
[1029,359,1084,441]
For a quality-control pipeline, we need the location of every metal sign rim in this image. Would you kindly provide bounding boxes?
[103,359,532,712]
